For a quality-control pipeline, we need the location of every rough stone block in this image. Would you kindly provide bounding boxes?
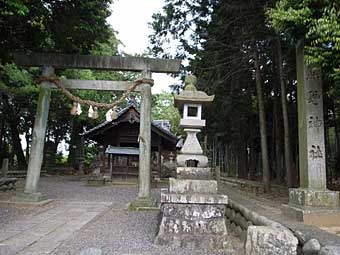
[176,167,212,180]
[160,189,228,204]
[169,178,217,194]
[289,188,339,208]
[245,226,298,255]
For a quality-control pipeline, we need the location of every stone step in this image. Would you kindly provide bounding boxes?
[169,178,217,194]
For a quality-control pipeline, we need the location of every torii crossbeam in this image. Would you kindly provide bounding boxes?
[13,53,181,208]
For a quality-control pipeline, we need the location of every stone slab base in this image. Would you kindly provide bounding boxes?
[12,192,47,203]
[169,178,217,194]
[289,188,339,208]
[161,189,228,204]
[155,233,228,250]
[128,197,157,211]
[87,179,106,186]
[282,204,340,227]
[176,167,212,180]
[1,198,53,206]
[155,203,228,250]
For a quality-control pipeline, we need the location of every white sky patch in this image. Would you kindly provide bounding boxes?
[107,0,181,93]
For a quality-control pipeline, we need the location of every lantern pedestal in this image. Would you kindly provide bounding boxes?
[155,75,229,250]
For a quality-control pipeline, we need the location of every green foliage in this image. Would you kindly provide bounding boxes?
[55,152,68,165]
[267,1,340,71]
[84,143,98,166]
[0,0,114,61]
[1,0,29,16]
[151,92,181,134]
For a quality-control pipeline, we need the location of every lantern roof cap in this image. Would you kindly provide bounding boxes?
[174,75,214,108]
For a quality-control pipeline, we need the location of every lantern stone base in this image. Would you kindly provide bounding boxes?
[283,188,340,227]
[155,203,229,250]
[155,173,229,250]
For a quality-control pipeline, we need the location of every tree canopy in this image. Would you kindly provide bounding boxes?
[150,0,340,187]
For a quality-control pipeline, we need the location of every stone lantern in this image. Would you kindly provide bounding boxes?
[155,75,228,250]
[174,75,214,167]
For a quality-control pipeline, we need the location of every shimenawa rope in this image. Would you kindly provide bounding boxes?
[38,76,154,109]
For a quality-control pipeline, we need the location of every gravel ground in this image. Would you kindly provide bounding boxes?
[0,178,57,229]
[0,176,244,255]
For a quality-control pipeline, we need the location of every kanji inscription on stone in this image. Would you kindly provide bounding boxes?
[307,90,321,105]
[309,145,323,160]
[308,116,322,128]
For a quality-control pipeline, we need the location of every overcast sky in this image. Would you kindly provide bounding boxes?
[107,0,180,93]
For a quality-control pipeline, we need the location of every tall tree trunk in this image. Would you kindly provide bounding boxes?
[331,100,340,179]
[0,117,4,165]
[2,95,27,169]
[271,41,284,183]
[8,117,27,169]
[25,132,30,161]
[275,37,294,187]
[253,45,271,190]
[68,118,83,169]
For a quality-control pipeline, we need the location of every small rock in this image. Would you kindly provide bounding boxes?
[80,248,102,255]
[245,226,298,255]
[302,239,321,254]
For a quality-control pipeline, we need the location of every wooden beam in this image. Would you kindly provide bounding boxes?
[53,79,143,92]
[13,53,181,73]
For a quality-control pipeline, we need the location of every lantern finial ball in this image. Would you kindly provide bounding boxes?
[184,75,197,91]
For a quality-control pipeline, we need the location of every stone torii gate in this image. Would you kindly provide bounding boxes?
[13,53,181,208]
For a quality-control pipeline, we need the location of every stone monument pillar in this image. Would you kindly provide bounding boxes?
[155,76,229,249]
[284,40,340,226]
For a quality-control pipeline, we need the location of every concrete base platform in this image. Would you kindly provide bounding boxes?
[0,198,53,206]
[282,204,340,227]
[128,196,157,211]
[289,188,339,208]
[11,192,48,203]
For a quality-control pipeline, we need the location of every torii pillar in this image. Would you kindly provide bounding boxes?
[14,66,54,202]
[128,70,157,209]
[284,40,340,226]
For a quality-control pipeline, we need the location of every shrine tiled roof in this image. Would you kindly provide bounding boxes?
[81,104,177,142]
